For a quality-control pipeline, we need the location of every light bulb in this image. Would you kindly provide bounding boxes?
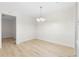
[36,18,41,22]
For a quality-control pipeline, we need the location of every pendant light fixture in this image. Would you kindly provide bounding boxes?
[36,6,46,22]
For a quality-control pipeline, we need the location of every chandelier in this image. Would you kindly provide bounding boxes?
[36,6,46,22]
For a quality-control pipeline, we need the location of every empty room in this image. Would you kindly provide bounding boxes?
[0,2,76,57]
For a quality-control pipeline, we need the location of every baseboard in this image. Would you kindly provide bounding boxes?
[35,38,74,48]
[15,38,74,48]
[2,37,14,39]
[16,38,34,44]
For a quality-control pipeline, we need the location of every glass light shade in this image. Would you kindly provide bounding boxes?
[36,18,41,22]
[40,17,46,22]
[36,17,46,22]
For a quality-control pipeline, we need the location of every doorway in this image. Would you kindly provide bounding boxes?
[1,14,16,48]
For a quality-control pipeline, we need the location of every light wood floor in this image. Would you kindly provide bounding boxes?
[0,38,75,57]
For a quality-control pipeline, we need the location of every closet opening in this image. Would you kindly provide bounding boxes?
[2,14,16,48]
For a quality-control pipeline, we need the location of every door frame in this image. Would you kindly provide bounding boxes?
[1,13,17,48]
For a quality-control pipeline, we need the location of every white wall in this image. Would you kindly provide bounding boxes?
[0,14,1,48]
[36,6,75,48]
[12,19,16,39]
[16,15,35,44]
[77,3,79,57]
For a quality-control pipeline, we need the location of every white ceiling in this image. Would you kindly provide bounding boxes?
[0,2,75,18]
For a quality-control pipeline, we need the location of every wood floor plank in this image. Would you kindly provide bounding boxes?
[0,38,75,57]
